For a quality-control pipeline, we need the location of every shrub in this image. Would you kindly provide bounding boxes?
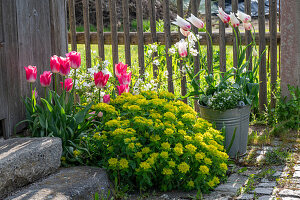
[80,91,228,192]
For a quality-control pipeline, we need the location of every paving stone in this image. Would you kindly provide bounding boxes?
[279,189,300,198]
[261,178,271,183]
[272,171,282,177]
[236,193,254,199]
[258,195,276,200]
[282,197,300,200]
[250,188,273,195]
[257,182,277,188]
[5,166,112,200]
[215,174,248,195]
[293,171,300,178]
[294,165,300,171]
[0,137,62,199]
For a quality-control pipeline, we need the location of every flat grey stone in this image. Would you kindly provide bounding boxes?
[282,197,300,200]
[279,189,300,198]
[0,137,62,199]
[250,188,273,195]
[293,171,300,178]
[261,178,270,183]
[258,196,276,200]
[294,165,300,171]
[272,171,282,177]
[236,193,254,199]
[215,174,248,195]
[257,182,277,188]
[5,166,112,200]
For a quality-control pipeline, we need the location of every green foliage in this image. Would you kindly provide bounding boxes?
[78,91,228,193]
[18,90,94,163]
[264,148,290,165]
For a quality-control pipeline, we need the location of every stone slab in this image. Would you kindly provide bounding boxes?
[215,174,248,195]
[250,188,273,195]
[0,137,62,199]
[292,171,300,178]
[5,166,112,200]
[258,196,275,200]
[279,189,300,198]
[282,197,300,200]
[236,193,254,199]
[257,182,277,188]
[294,165,300,171]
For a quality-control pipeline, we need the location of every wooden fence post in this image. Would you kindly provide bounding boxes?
[219,0,226,73]
[109,0,118,72]
[280,0,300,98]
[83,0,91,68]
[95,0,105,61]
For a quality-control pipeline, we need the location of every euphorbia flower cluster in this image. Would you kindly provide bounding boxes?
[115,62,131,95]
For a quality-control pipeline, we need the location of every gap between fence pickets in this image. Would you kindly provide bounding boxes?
[67,32,281,46]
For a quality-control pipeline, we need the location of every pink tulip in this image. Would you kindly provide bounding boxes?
[229,12,240,27]
[115,62,128,77]
[66,51,81,69]
[180,28,190,37]
[243,22,253,31]
[237,11,251,23]
[117,72,131,85]
[40,71,52,87]
[94,71,109,89]
[103,94,110,104]
[24,65,37,83]
[59,57,71,76]
[217,7,230,24]
[60,78,73,92]
[172,15,191,31]
[117,84,129,95]
[50,55,60,73]
[178,40,188,58]
[187,14,204,29]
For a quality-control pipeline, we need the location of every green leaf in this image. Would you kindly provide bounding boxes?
[74,103,92,124]
[41,98,53,112]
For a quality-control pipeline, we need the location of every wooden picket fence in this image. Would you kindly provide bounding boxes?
[67,0,280,112]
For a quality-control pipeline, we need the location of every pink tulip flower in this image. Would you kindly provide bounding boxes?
[178,40,188,58]
[40,71,52,87]
[117,72,132,85]
[217,7,230,24]
[59,57,71,76]
[60,78,73,92]
[243,22,253,31]
[50,55,60,73]
[103,94,110,104]
[180,28,190,37]
[117,84,129,95]
[173,15,191,31]
[66,51,81,69]
[94,71,109,89]
[24,65,37,83]
[187,14,204,29]
[229,12,240,27]
[115,62,128,77]
[237,11,251,23]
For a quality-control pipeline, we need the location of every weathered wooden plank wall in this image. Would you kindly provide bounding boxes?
[0,0,68,138]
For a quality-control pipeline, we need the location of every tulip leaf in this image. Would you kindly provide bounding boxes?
[41,98,53,112]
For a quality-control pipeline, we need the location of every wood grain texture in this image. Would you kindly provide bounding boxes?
[68,0,77,51]
[95,0,105,60]
[163,0,173,93]
[109,0,118,70]
[269,0,277,108]
[122,0,131,66]
[191,0,200,112]
[219,0,226,73]
[177,0,187,104]
[148,0,158,77]
[205,0,213,73]
[244,0,252,70]
[82,0,91,68]
[258,0,267,112]
[136,0,145,78]
[0,0,9,138]
[68,31,280,45]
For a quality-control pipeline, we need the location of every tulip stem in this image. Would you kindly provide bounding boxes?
[45,88,47,99]
[99,89,101,103]
[54,74,57,94]
[30,83,33,98]
[62,76,65,106]
[73,69,77,105]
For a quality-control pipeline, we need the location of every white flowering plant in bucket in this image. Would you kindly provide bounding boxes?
[172,10,266,111]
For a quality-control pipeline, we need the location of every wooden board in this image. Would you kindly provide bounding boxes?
[68,31,281,46]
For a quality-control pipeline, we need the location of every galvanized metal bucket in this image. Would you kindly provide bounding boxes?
[199,105,251,158]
